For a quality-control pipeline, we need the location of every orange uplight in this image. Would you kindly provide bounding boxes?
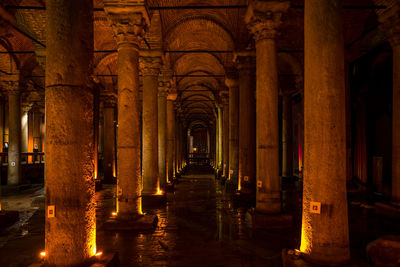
[156,189,163,195]
[95,251,103,257]
[111,212,117,216]
[40,251,46,258]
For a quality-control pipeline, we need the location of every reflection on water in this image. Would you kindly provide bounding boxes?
[95,165,297,266]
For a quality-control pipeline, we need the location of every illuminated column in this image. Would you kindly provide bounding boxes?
[46,0,96,264]
[236,53,256,193]
[158,74,169,190]
[176,116,182,173]
[166,92,177,182]
[300,0,350,264]
[215,111,219,170]
[21,104,30,153]
[101,91,117,183]
[217,106,223,172]
[245,1,289,213]
[104,2,149,218]
[141,54,161,196]
[282,92,293,178]
[221,93,229,178]
[5,75,21,185]
[32,106,43,153]
[376,3,400,203]
[226,73,239,188]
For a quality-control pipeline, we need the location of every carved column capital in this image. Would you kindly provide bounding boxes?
[1,74,20,95]
[225,69,239,88]
[101,90,117,108]
[375,2,400,47]
[139,53,162,76]
[245,1,290,42]
[104,2,150,48]
[234,50,256,71]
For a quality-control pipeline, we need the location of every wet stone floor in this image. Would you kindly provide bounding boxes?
[0,165,399,266]
[96,165,298,266]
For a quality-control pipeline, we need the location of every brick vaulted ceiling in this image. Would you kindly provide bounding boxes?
[0,0,390,126]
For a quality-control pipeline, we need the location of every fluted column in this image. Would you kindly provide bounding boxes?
[158,74,170,190]
[4,76,21,185]
[236,53,256,193]
[46,0,95,264]
[101,91,117,183]
[300,0,350,264]
[167,92,177,182]
[245,1,289,213]
[140,53,161,196]
[376,2,400,203]
[104,2,149,218]
[226,73,239,188]
[221,93,229,178]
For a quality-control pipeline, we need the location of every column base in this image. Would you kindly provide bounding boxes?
[367,235,400,267]
[29,251,119,267]
[165,182,175,193]
[374,201,400,220]
[142,194,166,208]
[0,210,19,229]
[102,214,158,231]
[282,248,350,267]
[252,212,292,229]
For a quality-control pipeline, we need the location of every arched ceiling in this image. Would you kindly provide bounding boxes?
[0,0,388,126]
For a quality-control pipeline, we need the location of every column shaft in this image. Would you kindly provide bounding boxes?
[158,92,167,189]
[117,44,142,216]
[167,100,175,181]
[300,0,350,263]
[282,94,293,178]
[45,0,95,264]
[103,106,115,182]
[8,93,21,185]
[392,45,400,202]
[222,102,229,178]
[238,59,256,193]
[229,84,239,184]
[142,62,160,195]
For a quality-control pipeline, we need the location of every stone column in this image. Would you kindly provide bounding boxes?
[158,76,169,190]
[140,53,161,196]
[167,92,177,182]
[5,76,21,185]
[46,0,96,264]
[21,104,30,153]
[245,1,289,213]
[226,73,239,188]
[104,2,150,219]
[282,92,293,178]
[101,91,117,183]
[376,3,400,203]
[221,93,229,179]
[215,111,219,171]
[32,106,43,152]
[300,0,350,264]
[236,53,256,193]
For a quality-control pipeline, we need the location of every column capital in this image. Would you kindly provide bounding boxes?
[167,89,178,101]
[21,103,32,113]
[219,90,229,106]
[1,74,20,95]
[245,1,290,42]
[233,50,256,71]
[139,52,162,76]
[225,71,239,89]
[104,1,150,48]
[375,1,400,47]
[101,90,117,108]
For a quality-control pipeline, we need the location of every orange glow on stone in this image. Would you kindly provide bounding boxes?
[40,251,46,257]
[95,251,103,257]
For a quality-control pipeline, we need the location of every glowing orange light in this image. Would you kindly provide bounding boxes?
[111,212,117,216]
[95,251,103,257]
[155,189,163,195]
[40,251,46,257]
[113,162,116,177]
